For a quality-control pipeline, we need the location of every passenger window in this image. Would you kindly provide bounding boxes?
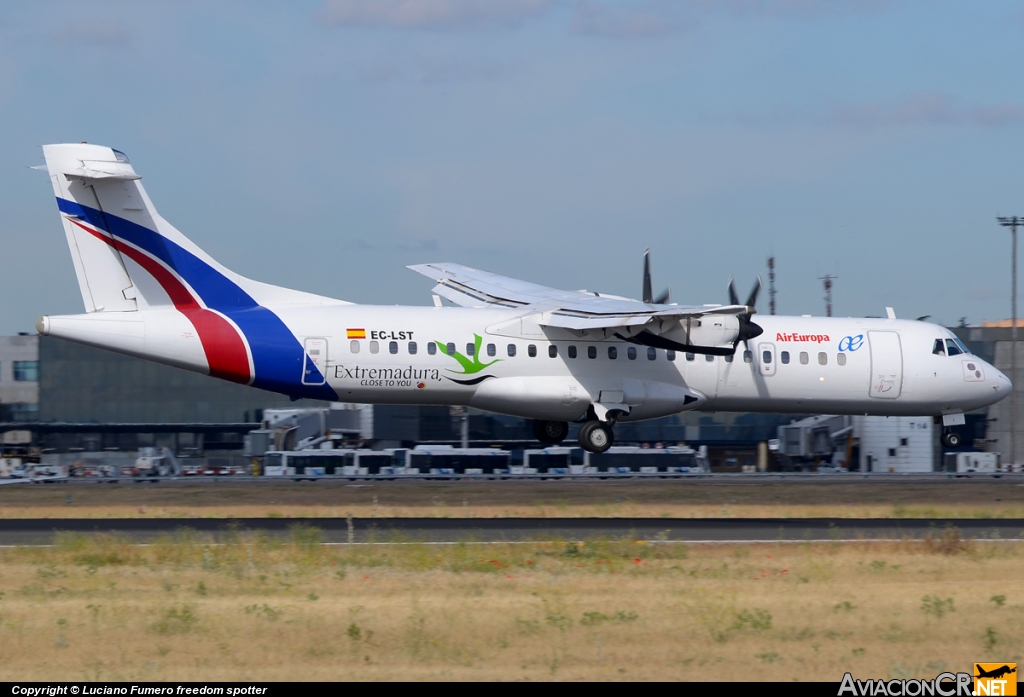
[408,341,417,355]
[667,350,676,362]
[799,352,809,365]
[629,347,638,360]
[549,345,558,358]
[350,340,360,354]
[369,341,379,354]
[445,342,456,356]
[762,350,772,364]
[781,351,790,365]
[818,352,827,365]
[528,344,537,358]
[945,339,963,356]
[608,346,617,359]
[648,348,657,361]
[427,342,436,356]
[743,350,753,364]
[507,344,517,357]
[933,339,946,356]
[568,345,577,359]
[389,341,398,354]
[487,343,496,357]
[685,353,694,362]
[724,353,733,363]
[466,342,475,357]
[588,346,597,359]
[837,353,846,366]
[705,353,714,362]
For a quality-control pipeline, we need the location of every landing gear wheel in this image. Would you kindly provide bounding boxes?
[942,431,961,448]
[578,421,613,454]
[532,420,569,445]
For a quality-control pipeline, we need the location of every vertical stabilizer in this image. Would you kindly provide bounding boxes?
[43,143,139,312]
[39,143,345,399]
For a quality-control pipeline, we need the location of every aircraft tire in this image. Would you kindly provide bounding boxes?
[578,421,613,454]
[942,432,961,448]
[532,420,569,445]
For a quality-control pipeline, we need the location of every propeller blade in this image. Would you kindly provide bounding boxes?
[642,249,653,304]
[725,275,764,354]
[745,276,762,310]
[654,288,671,305]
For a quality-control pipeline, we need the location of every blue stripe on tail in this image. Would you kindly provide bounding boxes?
[57,198,337,401]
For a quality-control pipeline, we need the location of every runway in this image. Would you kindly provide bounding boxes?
[1,517,1023,545]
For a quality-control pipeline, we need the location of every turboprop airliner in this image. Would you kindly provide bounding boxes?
[34,143,1011,453]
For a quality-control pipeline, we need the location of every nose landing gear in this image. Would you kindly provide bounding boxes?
[942,430,961,448]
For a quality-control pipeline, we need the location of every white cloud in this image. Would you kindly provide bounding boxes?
[569,0,887,39]
[830,94,1024,128]
[717,0,891,19]
[360,55,522,84]
[319,0,555,31]
[571,0,693,38]
[52,22,130,46]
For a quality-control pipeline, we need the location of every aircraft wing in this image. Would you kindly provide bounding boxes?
[407,262,751,332]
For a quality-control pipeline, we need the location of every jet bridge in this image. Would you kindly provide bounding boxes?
[777,415,854,471]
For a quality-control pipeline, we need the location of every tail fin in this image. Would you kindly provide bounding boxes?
[41,143,344,398]
[42,143,344,312]
[43,143,142,312]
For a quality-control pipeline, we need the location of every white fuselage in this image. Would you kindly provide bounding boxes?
[42,303,1010,424]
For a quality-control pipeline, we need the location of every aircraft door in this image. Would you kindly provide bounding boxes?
[757,342,776,377]
[868,331,902,399]
[302,337,328,386]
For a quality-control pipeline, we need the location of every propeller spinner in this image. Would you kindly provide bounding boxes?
[727,276,764,352]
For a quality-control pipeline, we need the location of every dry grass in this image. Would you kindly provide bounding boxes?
[2,479,1023,519]
[0,528,1021,681]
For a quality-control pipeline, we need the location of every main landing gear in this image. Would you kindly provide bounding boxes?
[532,420,569,445]
[942,430,961,448]
[531,418,615,454]
[577,421,613,454]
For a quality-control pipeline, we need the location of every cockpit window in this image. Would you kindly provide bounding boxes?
[932,339,945,356]
[111,149,130,163]
[945,339,963,356]
[952,337,970,355]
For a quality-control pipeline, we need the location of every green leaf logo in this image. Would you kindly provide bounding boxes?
[436,334,500,375]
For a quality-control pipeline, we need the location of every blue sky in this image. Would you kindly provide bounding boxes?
[2,0,1023,334]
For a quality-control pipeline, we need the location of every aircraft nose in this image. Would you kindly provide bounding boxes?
[991,366,1012,400]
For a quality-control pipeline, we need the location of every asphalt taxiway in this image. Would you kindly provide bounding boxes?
[0,517,1022,545]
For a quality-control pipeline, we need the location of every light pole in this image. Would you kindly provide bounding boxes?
[997,216,1023,466]
[819,274,836,317]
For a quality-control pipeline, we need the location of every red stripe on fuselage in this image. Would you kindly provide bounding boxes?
[68,219,252,384]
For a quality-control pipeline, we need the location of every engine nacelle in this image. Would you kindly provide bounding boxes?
[658,314,741,350]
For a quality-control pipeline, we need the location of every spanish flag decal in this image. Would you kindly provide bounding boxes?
[346,328,366,340]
